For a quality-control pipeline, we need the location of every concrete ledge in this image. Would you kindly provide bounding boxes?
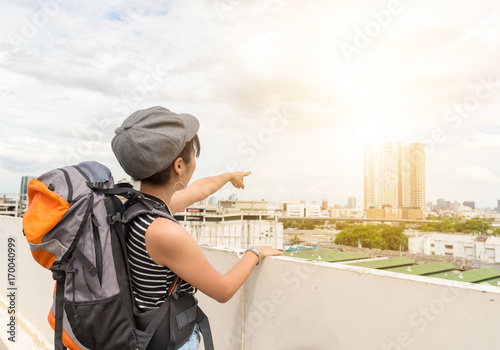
[2,216,500,349]
[0,295,52,350]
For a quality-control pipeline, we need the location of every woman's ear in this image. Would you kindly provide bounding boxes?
[173,157,183,177]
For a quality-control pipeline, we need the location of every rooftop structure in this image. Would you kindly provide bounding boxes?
[284,248,500,287]
[1,216,500,349]
[176,204,284,249]
[0,193,25,217]
[410,233,500,263]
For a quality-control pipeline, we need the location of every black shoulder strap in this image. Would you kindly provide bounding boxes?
[49,262,67,350]
[196,306,214,350]
[121,199,179,225]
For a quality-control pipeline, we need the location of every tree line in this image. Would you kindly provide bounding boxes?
[334,224,408,251]
[421,218,500,234]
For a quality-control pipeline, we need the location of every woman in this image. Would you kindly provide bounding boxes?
[111,106,283,349]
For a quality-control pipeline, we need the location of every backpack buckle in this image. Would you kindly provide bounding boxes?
[50,263,66,282]
[87,181,109,190]
[108,212,122,225]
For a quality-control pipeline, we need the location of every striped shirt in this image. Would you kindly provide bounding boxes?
[126,201,195,311]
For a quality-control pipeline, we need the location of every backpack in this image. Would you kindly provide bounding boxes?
[22,161,214,350]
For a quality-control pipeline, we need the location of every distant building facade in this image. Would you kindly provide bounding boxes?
[463,201,475,210]
[436,198,445,210]
[330,208,363,219]
[20,175,36,202]
[0,194,24,217]
[0,175,36,217]
[280,201,322,217]
[409,233,500,263]
[321,199,328,210]
[176,204,283,249]
[364,142,425,219]
[347,195,357,208]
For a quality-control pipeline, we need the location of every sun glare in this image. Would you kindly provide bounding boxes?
[356,123,384,144]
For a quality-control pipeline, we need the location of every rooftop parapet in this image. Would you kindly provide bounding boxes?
[1,216,499,349]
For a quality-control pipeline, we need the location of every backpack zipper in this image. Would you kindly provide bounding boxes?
[91,211,103,285]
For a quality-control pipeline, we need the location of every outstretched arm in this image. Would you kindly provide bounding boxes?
[145,218,284,303]
[169,171,251,214]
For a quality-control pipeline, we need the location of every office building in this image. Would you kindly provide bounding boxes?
[463,201,475,210]
[364,142,425,219]
[436,198,445,210]
[20,175,36,202]
[426,201,434,211]
[321,199,328,210]
[347,195,356,208]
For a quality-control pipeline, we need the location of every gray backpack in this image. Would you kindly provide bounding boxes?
[23,161,213,350]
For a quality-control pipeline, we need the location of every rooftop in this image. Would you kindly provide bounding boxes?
[285,247,500,287]
[1,216,499,349]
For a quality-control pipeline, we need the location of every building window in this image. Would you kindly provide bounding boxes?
[445,245,453,249]
[430,244,435,247]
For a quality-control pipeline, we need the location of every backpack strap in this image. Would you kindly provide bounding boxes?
[49,262,67,350]
[121,199,178,225]
[122,196,214,350]
[196,306,214,350]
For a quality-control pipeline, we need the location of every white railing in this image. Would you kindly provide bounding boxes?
[1,216,500,349]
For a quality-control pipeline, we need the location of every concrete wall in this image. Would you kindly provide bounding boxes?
[0,216,53,349]
[2,216,500,349]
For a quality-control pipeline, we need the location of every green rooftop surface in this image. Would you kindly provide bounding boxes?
[483,277,500,287]
[386,261,456,275]
[284,248,500,287]
[429,267,500,283]
[346,257,415,269]
[284,249,370,262]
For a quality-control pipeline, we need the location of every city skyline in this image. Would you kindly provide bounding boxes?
[1,1,499,208]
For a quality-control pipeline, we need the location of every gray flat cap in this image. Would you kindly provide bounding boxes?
[111,106,199,180]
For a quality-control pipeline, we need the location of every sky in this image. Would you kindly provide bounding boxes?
[0,0,499,208]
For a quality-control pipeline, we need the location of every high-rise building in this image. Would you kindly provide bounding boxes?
[364,142,425,211]
[451,201,461,212]
[347,195,356,208]
[463,201,475,210]
[436,198,445,210]
[20,175,36,202]
[321,199,328,210]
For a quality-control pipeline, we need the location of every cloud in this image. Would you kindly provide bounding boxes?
[1,0,500,206]
[464,131,500,149]
[453,164,500,185]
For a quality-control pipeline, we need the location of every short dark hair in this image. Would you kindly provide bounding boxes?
[140,135,200,185]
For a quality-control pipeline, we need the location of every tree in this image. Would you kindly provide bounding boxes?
[336,222,350,230]
[290,234,300,245]
[334,224,408,251]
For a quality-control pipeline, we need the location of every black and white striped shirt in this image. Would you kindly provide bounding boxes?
[126,203,195,311]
